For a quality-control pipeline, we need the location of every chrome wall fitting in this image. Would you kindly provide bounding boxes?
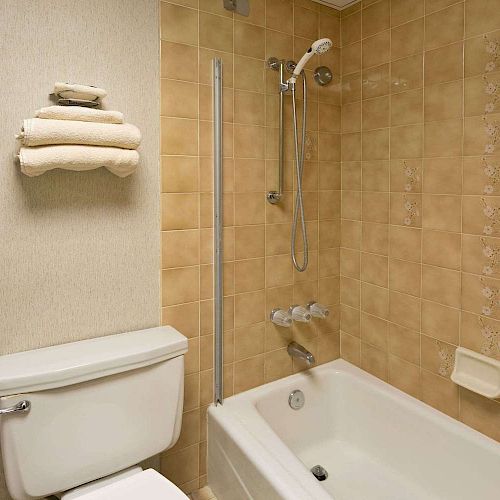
[270,308,292,327]
[306,302,330,319]
[223,0,249,16]
[289,305,311,323]
[267,57,281,71]
[285,60,297,74]
[287,342,315,366]
[313,66,333,86]
[266,191,282,204]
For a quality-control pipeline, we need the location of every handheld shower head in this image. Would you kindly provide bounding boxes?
[312,38,333,54]
[289,38,333,82]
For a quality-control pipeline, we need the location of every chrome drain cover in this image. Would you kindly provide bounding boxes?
[311,465,328,481]
[288,389,305,410]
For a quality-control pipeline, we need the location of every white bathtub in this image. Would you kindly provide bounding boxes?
[208,359,500,500]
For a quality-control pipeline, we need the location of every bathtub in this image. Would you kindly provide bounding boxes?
[208,359,500,500]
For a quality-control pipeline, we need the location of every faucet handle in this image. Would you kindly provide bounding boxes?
[289,305,311,323]
[307,301,329,319]
[270,308,292,327]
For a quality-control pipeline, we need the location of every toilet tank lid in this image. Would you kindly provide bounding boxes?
[0,326,188,397]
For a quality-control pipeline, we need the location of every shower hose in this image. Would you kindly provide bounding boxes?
[291,72,308,272]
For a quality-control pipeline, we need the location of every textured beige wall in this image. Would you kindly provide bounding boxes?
[0,1,159,497]
[0,0,160,354]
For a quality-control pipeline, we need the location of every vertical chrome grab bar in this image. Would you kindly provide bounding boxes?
[278,62,285,200]
[213,58,224,406]
[267,61,285,204]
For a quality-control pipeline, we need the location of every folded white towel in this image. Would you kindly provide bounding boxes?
[54,82,107,101]
[17,118,141,149]
[18,145,139,177]
[35,106,123,124]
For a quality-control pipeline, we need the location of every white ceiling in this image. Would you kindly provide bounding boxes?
[312,0,361,10]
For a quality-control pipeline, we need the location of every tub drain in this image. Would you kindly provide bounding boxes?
[311,465,328,481]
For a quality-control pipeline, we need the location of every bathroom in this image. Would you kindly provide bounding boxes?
[0,0,499,498]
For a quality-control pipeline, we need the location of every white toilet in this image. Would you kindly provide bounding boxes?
[0,326,190,499]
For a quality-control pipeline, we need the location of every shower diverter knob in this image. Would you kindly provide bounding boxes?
[289,305,311,323]
[307,302,329,319]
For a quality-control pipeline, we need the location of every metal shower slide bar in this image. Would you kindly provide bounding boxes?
[266,57,285,205]
[213,58,224,406]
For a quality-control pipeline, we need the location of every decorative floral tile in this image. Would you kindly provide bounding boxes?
[402,160,420,226]
[477,36,500,361]
[436,340,455,378]
[478,316,500,358]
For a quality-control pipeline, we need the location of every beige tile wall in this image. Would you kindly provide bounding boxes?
[160,0,500,494]
[340,0,500,442]
[160,0,342,493]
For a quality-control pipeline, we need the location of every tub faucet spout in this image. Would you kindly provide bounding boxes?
[287,341,315,366]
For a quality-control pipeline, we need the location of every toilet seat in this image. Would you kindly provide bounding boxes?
[72,469,188,499]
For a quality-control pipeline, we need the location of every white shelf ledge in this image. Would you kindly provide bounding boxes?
[451,347,500,399]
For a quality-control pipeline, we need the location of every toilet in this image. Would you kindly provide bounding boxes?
[0,326,190,499]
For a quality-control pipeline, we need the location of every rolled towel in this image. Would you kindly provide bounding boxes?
[17,118,141,149]
[18,145,139,178]
[54,82,107,101]
[35,106,124,124]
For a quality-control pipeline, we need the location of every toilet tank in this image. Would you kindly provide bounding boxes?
[0,326,188,500]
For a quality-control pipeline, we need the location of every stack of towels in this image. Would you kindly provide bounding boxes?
[16,83,141,177]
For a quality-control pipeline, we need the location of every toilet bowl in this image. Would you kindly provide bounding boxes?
[62,468,188,499]
[0,327,189,500]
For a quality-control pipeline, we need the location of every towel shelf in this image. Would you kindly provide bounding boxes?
[55,97,100,108]
[16,83,140,178]
[52,82,106,108]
